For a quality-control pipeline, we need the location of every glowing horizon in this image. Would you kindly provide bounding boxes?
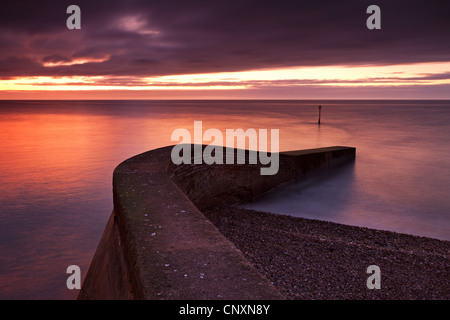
[2,61,450,97]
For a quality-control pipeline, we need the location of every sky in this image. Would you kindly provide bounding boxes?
[1,0,450,99]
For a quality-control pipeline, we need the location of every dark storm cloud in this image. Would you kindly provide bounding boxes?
[1,0,450,78]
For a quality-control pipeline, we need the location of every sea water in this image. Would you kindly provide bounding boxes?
[0,100,449,299]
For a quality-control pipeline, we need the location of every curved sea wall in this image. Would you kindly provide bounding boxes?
[78,145,356,300]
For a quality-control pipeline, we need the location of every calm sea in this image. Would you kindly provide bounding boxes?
[0,100,449,299]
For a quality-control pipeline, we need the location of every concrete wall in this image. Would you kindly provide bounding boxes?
[78,145,355,300]
[169,145,356,211]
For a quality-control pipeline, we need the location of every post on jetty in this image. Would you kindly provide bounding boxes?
[318,105,322,125]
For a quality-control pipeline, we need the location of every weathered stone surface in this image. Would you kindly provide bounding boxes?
[78,145,355,300]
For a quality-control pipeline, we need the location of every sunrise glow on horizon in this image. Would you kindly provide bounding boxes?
[2,61,450,99]
[2,1,450,99]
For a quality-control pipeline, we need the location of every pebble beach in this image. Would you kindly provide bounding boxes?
[203,206,450,300]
